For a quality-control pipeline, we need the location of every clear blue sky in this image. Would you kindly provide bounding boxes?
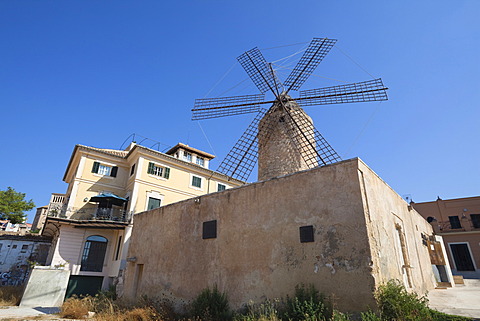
[1,1,479,223]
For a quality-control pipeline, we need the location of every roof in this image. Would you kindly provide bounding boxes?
[63,143,244,184]
[42,217,129,237]
[165,143,215,159]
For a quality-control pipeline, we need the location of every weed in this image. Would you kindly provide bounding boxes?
[60,296,92,319]
[190,285,232,321]
[282,284,332,321]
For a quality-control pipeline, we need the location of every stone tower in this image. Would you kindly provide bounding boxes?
[258,94,317,181]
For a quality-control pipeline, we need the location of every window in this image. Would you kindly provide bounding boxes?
[217,184,226,192]
[183,151,192,162]
[470,214,480,228]
[299,225,314,243]
[130,163,136,176]
[147,197,161,210]
[192,175,202,188]
[92,162,118,177]
[81,235,108,272]
[196,157,205,167]
[147,162,170,179]
[115,236,122,261]
[21,245,28,250]
[203,220,217,239]
[449,216,462,229]
[12,245,17,249]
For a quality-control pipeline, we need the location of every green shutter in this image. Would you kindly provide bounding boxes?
[110,166,118,177]
[164,167,170,179]
[92,162,100,173]
[147,162,154,174]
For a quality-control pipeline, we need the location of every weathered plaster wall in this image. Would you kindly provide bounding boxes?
[357,161,436,294]
[124,158,437,312]
[125,159,376,312]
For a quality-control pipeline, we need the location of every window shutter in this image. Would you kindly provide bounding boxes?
[92,162,100,173]
[147,162,154,174]
[110,166,118,177]
[164,167,170,179]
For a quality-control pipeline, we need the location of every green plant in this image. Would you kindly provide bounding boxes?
[376,280,431,320]
[361,310,382,321]
[282,284,332,321]
[190,285,232,321]
[374,280,472,321]
[235,299,281,321]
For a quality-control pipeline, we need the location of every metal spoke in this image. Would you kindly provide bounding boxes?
[192,94,266,120]
[298,78,388,106]
[283,38,337,92]
[237,47,283,96]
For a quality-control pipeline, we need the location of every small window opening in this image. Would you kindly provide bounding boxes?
[203,220,217,239]
[299,225,314,243]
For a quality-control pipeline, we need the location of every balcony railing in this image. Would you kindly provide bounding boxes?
[48,205,131,223]
[432,218,480,233]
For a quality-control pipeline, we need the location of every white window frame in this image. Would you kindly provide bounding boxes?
[183,151,192,162]
[97,164,112,176]
[196,156,205,167]
[217,183,227,192]
[447,242,477,271]
[190,174,203,190]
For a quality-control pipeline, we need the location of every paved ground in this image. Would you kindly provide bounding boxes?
[428,279,480,319]
[0,306,60,320]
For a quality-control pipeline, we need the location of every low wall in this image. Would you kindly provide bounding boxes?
[20,266,70,307]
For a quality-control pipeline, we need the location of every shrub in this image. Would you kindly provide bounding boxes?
[374,280,472,321]
[190,286,232,321]
[60,296,92,319]
[235,299,281,321]
[0,286,23,306]
[282,284,333,321]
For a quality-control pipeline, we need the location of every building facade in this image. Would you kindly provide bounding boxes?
[123,158,447,312]
[0,234,51,286]
[39,142,243,296]
[413,196,480,279]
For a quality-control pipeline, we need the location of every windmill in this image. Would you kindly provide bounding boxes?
[192,38,388,182]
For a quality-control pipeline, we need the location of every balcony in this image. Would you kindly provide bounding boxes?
[432,217,480,233]
[48,205,131,223]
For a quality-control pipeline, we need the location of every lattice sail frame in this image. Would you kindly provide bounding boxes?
[192,37,389,181]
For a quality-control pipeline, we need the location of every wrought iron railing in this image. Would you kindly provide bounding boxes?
[48,205,131,223]
[432,218,480,233]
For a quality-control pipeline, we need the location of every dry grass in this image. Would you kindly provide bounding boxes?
[0,286,23,306]
[59,296,93,319]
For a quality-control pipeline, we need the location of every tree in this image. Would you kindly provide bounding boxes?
[0,187,35,224]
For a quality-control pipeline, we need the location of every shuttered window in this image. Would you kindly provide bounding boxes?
[147,162,170,179]
[91,162,117,177]
[192,176,202,188]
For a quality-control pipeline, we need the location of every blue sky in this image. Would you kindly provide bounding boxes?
[1,1,479,223]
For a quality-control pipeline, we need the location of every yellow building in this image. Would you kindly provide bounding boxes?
[41,142,243,296]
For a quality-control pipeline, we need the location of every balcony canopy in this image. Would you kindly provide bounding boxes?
[90,193,127,206]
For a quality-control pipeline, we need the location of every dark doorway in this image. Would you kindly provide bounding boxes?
[66,276,104,298]
[450,243,475,271]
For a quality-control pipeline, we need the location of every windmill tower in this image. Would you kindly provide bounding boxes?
[192,38,388,182]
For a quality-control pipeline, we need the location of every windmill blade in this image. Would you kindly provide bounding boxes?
[283,38,337,92]
[237,47,283,95]
[192,94,266,120]
[298,78,388,107]
[217,108,274,181]
[283,106,342,168]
